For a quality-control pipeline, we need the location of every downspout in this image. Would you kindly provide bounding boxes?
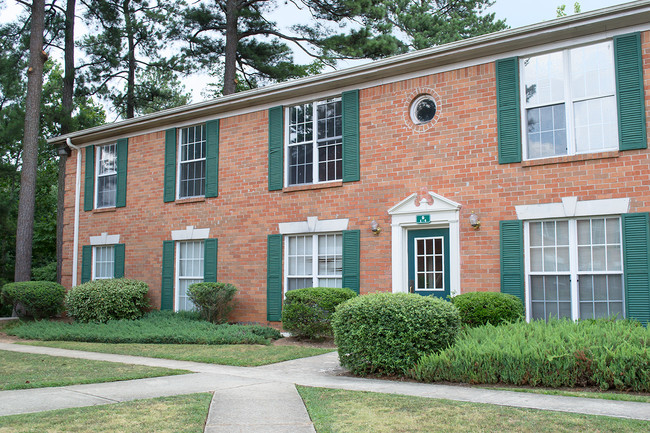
[66,138,82,287]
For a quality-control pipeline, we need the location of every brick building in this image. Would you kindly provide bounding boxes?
[51,1,650,325]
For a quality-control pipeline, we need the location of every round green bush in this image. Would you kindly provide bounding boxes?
[65,278,150,323]
[282,287,357,340]
[1,281,66,319]
[451,292,524,327]
[187,282,238,324]
[332,292,461,376]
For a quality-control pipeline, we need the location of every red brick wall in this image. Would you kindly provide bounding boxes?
[61,31,650,324]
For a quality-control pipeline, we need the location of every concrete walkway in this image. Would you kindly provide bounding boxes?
[1,342,650,432]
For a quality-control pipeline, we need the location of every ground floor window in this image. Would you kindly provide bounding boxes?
[286,233,342,292]
[93,245,115,280]
[177,240,204,311]
[527,217,624,320]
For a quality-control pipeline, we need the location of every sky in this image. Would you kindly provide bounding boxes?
[0,0,636,111]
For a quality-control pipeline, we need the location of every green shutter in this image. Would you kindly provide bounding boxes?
[114,243,125,278]
[622,213,650,325]
[81,245,92,283]
[164,128,177,202]
[84,146,94,211]
[342,230,360,294]
[268,106,284,191]
[204,238,218,283]
[267,234,282,321]
[500,220,524,303]
[496,57,522,164]
[615,33,647,151]
[342,90,360,182]
[161,241,174,310]
[205,120,219,198]
[116,138,128,208]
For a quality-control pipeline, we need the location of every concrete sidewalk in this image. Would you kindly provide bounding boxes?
[1,342,650,430]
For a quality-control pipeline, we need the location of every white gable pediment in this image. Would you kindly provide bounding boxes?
[388,191,461,216]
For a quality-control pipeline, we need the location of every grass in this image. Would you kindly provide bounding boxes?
[479,385,650,404]
[18,340,334,366]
[297,386,650,433]
[5,310,282,345]
[0,393,212,433]
[0,350,188,390]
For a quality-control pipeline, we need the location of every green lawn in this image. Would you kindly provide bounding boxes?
[19,341,334,366]
[0,350,188,390]
[0,393,212,433]
[480,385,650,404]
[297,386,650,433]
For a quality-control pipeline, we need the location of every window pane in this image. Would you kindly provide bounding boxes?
[570,42,615,100]
[523,51,564,106]
[94,246,115,280]
[527,104,567,159]
[179,125,206,198]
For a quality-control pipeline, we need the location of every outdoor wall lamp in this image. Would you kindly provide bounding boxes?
[57,145,71,157]
[371,220,381,235]
[469,212,481,230]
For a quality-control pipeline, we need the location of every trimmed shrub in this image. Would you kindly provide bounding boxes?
[332,293,461,376]
[1,281,65,319]
[282,287,357,340]
[66,278,150,323]
[31,262,57,282]
[410,319,650,392]
[451,291,524,327]
[187,282,237,324]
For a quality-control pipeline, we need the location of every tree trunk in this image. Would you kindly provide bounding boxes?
[56,0,76,284]
[15,0,47,284]
[124,0,136,118]
[222,0,238,95]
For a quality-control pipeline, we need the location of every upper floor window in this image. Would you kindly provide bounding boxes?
[521,41,618,160]
[96,143,117,208]
[287,98,342,186]
[178,124,206,198]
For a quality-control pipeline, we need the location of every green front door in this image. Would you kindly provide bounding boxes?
[407,228,450,298]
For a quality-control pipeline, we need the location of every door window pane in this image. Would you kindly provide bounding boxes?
[415,236,444,290]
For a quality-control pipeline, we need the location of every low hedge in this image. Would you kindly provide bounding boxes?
[1,281,66,319]
[187,282,237,324]
[282,287,357,340]
[410,319,650,392]
[66,278,150,323]
[332,293,461,376]
[451,292,524,327]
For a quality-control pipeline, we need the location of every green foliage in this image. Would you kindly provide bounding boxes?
[451,292,524,327]
[332,293,461,376]
[65,279,150,323]
[1,281,65,319]
[31,262,57,282]
[7,310,281,345]
[187,282,237,324]
[282,287,357,340]
[411,319,650,392]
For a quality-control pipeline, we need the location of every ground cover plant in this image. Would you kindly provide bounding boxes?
[282,287,357,340]
[20,341,334,366]
[451,291,523,327]
[187,282,237,324]
[6,310,281,345]
[332,293,460,375]
[0,350,188,390]
[411,319,650,392]
[1,281,65,319]
[65,278,150,323]
[0,393,212,433]
[297,386,650,433]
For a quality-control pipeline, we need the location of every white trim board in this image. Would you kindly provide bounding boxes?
[90,232,120,246]
[171,226,210,241]
[515,197,630,220]
[278,217,349,234]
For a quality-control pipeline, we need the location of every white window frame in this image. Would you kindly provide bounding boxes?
[171,226,210,312]
[284,233,343,294]
[95,142,117,209]
[174,240,204,312]
[284,98,343,187]
[413,235,446,292]
[177,124,207,199]
[519,40,618,161]
[89,232,120,281]
[91,245,115,280]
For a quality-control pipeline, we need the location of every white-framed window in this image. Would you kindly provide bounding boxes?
[521,41,618,160]
[285,233,342,292]
[414,236,445,291]
[93,245,115,280]
[525,217,624,320]
[178,124,206,198]
[96,143,117,208]
[176,240,204,311]
[286,98,342,186]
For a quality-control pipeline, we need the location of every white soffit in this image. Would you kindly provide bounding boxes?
[515,197,631,220]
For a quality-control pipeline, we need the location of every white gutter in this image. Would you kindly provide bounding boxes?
[66,138,82,287]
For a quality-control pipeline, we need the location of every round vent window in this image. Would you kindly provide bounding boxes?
[410,95,437,124]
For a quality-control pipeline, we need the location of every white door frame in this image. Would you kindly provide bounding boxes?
[388,192,461,296]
